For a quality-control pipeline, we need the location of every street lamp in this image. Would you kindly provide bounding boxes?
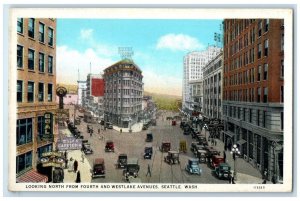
[230,144,240,180]
[203,124,208,140]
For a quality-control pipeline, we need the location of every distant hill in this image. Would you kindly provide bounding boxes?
[144,91,182,111]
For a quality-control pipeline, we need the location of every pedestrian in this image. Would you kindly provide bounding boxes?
[81,152,85,163]
[146,164,151,177]
[64,151,67,159]
[75,171,81,183]
[215,139,217,146]
[74,160,78,172]
[98,128,100,134]
[65,158,68,169]
[223,151,227,162]
[120,128,122,133]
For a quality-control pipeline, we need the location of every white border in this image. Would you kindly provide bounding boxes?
[8,8,293,193]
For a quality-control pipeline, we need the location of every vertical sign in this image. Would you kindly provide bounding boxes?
[44,112,53,141]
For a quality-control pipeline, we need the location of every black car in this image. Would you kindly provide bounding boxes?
[82,143,93,154]
[183,129,190,135]
[180,121,187,129]
[145,133,153,142]
[117,154,128,168]
[123,158,140,180]
[144,147,153,159]
[105,122,113,129]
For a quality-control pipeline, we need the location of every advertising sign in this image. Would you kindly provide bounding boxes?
[40,151,64,168]
[57,137,82,151]
[43,112,53,141]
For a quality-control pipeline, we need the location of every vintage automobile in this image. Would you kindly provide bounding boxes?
[180,121,187,129]
[142,125,148,130]
[183,128,190,135]
[105,141,115,152]
[206,147,221,163]
[210,155,225,168]
[145,133,153,142]
[171,120,176,126]
[74,118,81,125]
[143,147,153,159]
[160,142,171,152]
[164,151,180,164]
[105,122,113,129]
[123,158,140,180]
[82,142,93,155]
[196,149,208,163]
[117,154,128,168]
[92,158,105,178]
[185,158,202,175]
[213,163,231,180]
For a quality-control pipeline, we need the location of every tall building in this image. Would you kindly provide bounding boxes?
[182,46,221,113]
[222,19,284,182]
[203,52,223,119]
[189,79,203,115]
[16,18,57,182]
[77,80,86,106]
[103,59,144,128]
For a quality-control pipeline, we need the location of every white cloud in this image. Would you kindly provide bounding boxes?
[142,69,182,96]
[156,34,204,51]
[56,45,114,84]
[80,29,94,40]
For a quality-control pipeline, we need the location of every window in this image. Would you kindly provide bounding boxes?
[257,87,261,103]
[263,64,268,80]
[258,20,262,37]
[48,83,53,102]
[48,56,53,74]
[249,132,253,158]
[48,27,53,46]
[281,33,284,51]
[39,22,45,43]
[27,81,34,102]
[281,60,284,77]
[39,53,44,72]
[264,39,269,56]
[17,45,23,68]
[17,18,23,33]
[263,87,268,103]
[16,118,33,146]
[37,116,44,140]
[28,18,35,38]
[17,80,23,102]
[258,43,262,59]
[243,108,246,121]
[257,65,261,81]
[257,110,260,126]
[264,19,269,32]
[281,85,284,103]
[38,83,44,102]
[28,49,35,70]
[263,111,267,128]
[281,112,284,130]
[16,151,32,174]
[249,109,252,123]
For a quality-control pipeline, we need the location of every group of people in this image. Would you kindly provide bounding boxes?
[66,154,81,183]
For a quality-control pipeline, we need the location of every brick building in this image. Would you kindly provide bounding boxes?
[16,18,57,182]
[222,19,284,182]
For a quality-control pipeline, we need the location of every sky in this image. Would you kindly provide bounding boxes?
[56,19,223,96]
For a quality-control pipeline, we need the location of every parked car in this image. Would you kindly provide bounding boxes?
[183,129,190,135]
[82,143,93,155]
[92,158,105,178]
[105,122,113,129]
[196,149,208,163]
[160,142,171,152]
[180,121,187,129]
[213,163,231,180]
[210,155,225,169]
[185,158,202,175]
[105,141,115,152]
[145,133,153,142]
[123,158,140,180]
[117,154,128,168]
[164,151,180,164]
[142,125,148,130]
[206,147,221,163]
[144,147,153,159]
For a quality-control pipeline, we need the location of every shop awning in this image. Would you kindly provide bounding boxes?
[237,139,247,145]
[17,169,48,183]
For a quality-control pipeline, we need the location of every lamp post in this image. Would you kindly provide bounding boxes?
[230,144,240,180]
[204,124,208,140]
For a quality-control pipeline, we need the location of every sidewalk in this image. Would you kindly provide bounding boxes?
[199,127,270,184]
[113,122,143,133]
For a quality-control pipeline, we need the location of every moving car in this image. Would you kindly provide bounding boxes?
[160,142,171,152]
[185,158,202,175]
[105,141,115,152]
[210,155,225,169]
[105,122,113,129]
[117,154,127,168]
[123,158,140,180]
[82,142,93,155]
[196,149,208,163]
[213,163,231,180]
[145,133,153,142]
[144,147,153,159]
[164,151,180,164]
[92,158,105,178]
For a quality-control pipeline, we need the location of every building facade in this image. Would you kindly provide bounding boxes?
[103,59,144,128]
[77,80,86,106]
[16,18,57,182]
[222,19,284,182]
[182,46,221,113]
[203,52,223,119]
[189,79,203,115]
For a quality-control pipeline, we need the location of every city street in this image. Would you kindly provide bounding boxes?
[62,106,265,184]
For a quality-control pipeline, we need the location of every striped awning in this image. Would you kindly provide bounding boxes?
[17,169,48,183]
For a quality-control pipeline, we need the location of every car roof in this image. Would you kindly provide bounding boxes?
[189,158,199,162]
[127,158,139,164]
[94,158,104,164]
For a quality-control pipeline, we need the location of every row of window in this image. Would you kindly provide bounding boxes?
[203,60,222,77]
[105,89,143,96]
[17,80,53,103]
[17,45,54,73]
[105,105,142,113]
[17,18,54,46]
[224,87,269,103]
[105,71,143,81]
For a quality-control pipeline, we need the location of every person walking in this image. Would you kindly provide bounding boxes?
[81,152,85,163]
[65,158,68,169]
[120,128,122,133]
[223,151,227,162]
[75,171,81,183]
[146,164,151,177]
[74,160,78,172]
